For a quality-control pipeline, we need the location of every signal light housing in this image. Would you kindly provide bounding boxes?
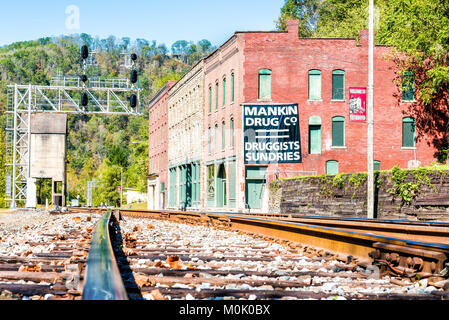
[131,53,137,62]
[81,92,89,107]
[130,70,138,84]
[81,74,88,83]
[81,45,89,60]
[129,94,137,109]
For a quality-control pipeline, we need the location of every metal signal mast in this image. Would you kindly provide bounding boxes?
[5,46,142,208]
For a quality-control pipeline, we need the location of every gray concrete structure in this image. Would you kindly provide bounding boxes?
[29,113,67,207]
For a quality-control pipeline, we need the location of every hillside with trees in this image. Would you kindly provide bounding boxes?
[0,34,215,208]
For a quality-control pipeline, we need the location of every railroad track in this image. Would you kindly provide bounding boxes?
[0,211,96,300]
[2,208,449,300]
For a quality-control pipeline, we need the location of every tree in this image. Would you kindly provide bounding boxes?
[276,0,321,37]
[377,0,449,161]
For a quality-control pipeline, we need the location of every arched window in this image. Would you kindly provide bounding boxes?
[222,121,226,150]
[308,70,322,100]
[402,117,416,147]
[402,71,415,101]
[308,116,322,154]
[230,118,234,148]
[258,69,272,99]
[208,86,212,112]
[223,77,226,106]
[326,161,339,175]
[332,116,345,147]
[231,73,235,102]
[332,70,345,100]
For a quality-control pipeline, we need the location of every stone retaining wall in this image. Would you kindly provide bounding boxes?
[269,169,449,221]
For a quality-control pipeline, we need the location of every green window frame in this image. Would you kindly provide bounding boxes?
[308,70,322,100]
[308,116,322,154]
[169,168,177,207]
[402,71,415,101]
[258,69,272,100]
[326,161,339,175]
[332,70,345,100]
[230,118,234,148]
[208,127,211,154]
[192,163,200,207]
[216,82,219,110]
[207,165,215,207]
[231,73,235,102]
[332,116,345,147]
[222,121,226,150]
[215,124,218,152]
[209,86,212,113]
[374,160,381,171]
[402,117,416,147]
[223,78,226,106]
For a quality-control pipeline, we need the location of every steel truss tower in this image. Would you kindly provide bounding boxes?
[5,81,142,208]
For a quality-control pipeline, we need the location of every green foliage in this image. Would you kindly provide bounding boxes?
[386,165,436,206]
[0,33,214,207]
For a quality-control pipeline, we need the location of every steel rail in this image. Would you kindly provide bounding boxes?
[82,210,128,300]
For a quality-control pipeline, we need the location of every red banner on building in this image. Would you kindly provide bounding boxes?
[349,87,367,122]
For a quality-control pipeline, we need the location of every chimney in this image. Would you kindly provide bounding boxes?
[359,29,369,46]
[286,20,299,39]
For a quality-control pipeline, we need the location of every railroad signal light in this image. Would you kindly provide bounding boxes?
[81,92,89,107]
[129,94,137,109]
[131,53,137,62]
[81,74,88,83]
[81,45,89,60]
[130,70,138,84]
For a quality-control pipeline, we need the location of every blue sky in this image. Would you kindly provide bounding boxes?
[0,0,284,48]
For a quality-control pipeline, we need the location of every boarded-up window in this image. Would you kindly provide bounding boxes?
[228,161,236,208]
[308,116,322,154]
[332,116,345,147]
[309,70,322,100]
[231,73,235,102]
[374,161,381,171]
[230,118,234,148]
[326,161,339,175]
[402,71,415,101]
[332,70,345,100]
[222,121,226,150]
[258,69,272,99]
[223,78,226,106]
[207,165,215,207]
[209,86,212,112]
[402,117,416,147]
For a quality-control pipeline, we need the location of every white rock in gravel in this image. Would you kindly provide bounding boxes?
[415,279,428,288]
[322,282,337,291]
[185,293,195,300]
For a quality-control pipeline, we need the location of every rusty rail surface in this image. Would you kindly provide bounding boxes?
[69,207,449,279]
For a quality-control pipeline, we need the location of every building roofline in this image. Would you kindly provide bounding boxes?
[148,81,176,107]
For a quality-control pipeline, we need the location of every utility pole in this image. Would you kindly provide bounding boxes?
[367,0,375,219]
[120,167,123,208]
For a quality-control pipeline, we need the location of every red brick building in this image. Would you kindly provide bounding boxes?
[203,20,435,212]
[147,81,176,210]
[149,20,437,213]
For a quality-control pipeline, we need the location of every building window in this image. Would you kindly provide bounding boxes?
[332,70,345,100]
[207,165,215,207]
[215,124,218,152]
[402,71,415,101]
[216,82,219,110]
[209,86,212,113]
[374,160,381,171]
[402,117,416,147]
[230,118,234,148]
[326,161,339,175]
[222,121,226,150]
[223,78,226,106]
[308,70,322,100]
[332,116,345,147]
[308,116,322,154]
[231,73,235,102]
[208,127,211,154]
[258,69,272,100]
